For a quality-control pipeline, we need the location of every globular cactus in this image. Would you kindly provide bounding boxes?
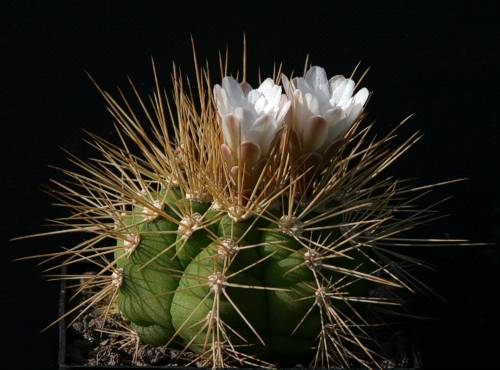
[27,48,467,369]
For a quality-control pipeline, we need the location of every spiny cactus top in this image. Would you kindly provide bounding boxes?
[28,52,466,369]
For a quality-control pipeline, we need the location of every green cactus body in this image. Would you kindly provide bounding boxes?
[32,51,458,369]
[114,188,370,361]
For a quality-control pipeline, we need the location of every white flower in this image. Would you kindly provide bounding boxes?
[214,77,290,168]
[283,66,369,153]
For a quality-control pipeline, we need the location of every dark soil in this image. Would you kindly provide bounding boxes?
[68,310,197,367]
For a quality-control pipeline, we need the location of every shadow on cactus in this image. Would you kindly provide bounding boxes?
[19,44,473,369]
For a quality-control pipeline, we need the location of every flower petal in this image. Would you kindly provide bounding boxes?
[233,107,257,137]
[345,103,364,126]
[303,115,328,152]
[221,114,240,151]
[353,87,369,106]
[330,76,355,106]
[239,141,262,169]
[247,114,274,153]
[305,66,329,97]
[213,85,229,116]
[296,77,313,96]
[292,89,313,137]
[221,143,234,165]
[304,92,320,115]
[323,107,344,127]
[327,117,351,142]
[276,96,291,124]
[215,75,292,161]
[240,81,252,96]
[281,74,293,95]
[285,67,369,157]
[222,76,245,105]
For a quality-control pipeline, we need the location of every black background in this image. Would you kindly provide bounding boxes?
[3,1,499,369]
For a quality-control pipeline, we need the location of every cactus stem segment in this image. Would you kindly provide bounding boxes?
[123,232,141,254]
[279,215,304,237]
[178,213,203,239]
[208,271,226,294]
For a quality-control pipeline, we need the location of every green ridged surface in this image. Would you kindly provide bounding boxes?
[114,188,370,360]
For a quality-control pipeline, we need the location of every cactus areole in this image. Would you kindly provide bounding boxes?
[30,51,466,369]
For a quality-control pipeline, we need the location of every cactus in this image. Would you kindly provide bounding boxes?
[25,48,469,369]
